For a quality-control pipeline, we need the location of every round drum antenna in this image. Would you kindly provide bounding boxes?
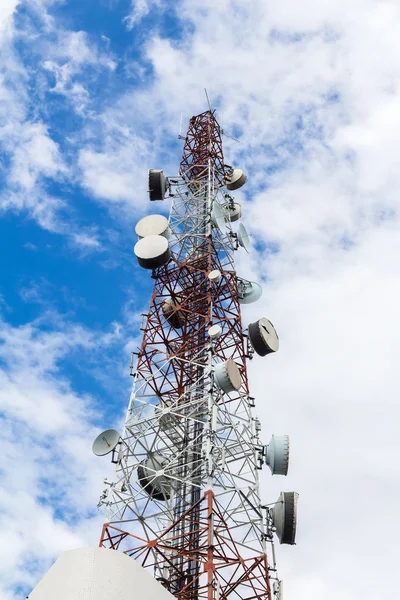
[135,214,170,239]
[271,491,299,545]
[137,454,173,501]
[208,324,222,339]
[248,318,279,356]
[134,235,171,269]
[208,269,221,283]
[214,359,241,393]
[264,435,290,475]
[148,169,169,201]
[162,296,185,328]
[224,202,242,222]
[225,168,247,191]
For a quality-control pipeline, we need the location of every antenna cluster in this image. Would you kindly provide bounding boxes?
[92,110,297,600]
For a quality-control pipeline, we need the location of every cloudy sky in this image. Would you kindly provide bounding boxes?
[1,0,400,598]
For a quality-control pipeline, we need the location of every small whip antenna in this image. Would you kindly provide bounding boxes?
[204,88,212,111]
[178,112,185,140]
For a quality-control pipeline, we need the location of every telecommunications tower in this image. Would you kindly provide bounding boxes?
[93,110,298,600]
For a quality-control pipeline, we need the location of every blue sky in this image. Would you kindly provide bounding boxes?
[2,1,400,599]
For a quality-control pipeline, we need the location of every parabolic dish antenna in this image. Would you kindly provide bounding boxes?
[272,491,299,545]
[237,223,251,253]
[135,214,170,239]
[264,435,290,476]
[137,453,173,501]
[92,429,120,457]
[224,202,242,222]
[134,235,171,269]
[148,169,169,201]
[214,359,241,393]
[226,168,247,191]
[211,202,227,233]
[248,317,279,356]
[237,279,263,304]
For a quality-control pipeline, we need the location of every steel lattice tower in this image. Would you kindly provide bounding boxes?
[97,110,296,600]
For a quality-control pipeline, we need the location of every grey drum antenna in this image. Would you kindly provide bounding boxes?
[271,492,299,545]
[248,317,279,356]
[264,435,290,475]
[148,169,170,201]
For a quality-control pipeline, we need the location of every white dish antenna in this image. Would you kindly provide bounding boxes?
[208,269,221,283]
[237,278,263,304]
[264,435,289,476]
[211,202,227,233]
[134,235,171,269]
[148,169,169,201]
[92,429,121,456]
[237,223,251,253]
[214,359,241,393]
[135,214,170,239]
[271,491,299,545]
[226,168,247,191]
[248,317,279,355]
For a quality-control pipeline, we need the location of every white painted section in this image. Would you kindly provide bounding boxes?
[29,546,175,600]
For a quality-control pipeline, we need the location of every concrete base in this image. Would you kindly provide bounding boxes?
[28,547,174,600]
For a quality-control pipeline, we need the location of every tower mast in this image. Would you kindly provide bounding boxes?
[98,110,297,600]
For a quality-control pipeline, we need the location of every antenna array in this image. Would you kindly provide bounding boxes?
[94,110,297,600]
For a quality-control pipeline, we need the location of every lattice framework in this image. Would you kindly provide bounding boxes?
[99,110,277,600]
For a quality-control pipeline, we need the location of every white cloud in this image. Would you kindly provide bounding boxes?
[0,4,116,246]
[77,101,168,213]
[78,138,149,207]
[0,314,127,598]
[42,30,117,113]
[244,221,400,598]
[8,122,67,191]
[0,1,19,32]
[69,229,103,251]
[0,6,71,235]
[124,0,161,30]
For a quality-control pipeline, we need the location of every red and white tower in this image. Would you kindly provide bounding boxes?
[94,109,298,600]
